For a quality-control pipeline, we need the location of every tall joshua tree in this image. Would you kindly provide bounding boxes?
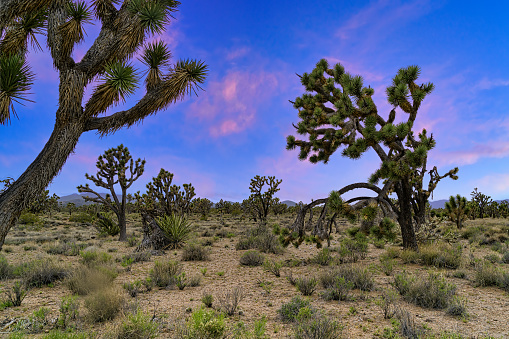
[248,175,282,225]
[77,144,145,241]
[286,59,458,249]
[0,0,207,249]
[445,194,470,229]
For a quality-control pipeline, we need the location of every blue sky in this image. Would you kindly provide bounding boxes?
[2,0,509,202]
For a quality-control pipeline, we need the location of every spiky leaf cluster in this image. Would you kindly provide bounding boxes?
[445,194,470,229]
[191,197,213,218]
[0,53,34,123]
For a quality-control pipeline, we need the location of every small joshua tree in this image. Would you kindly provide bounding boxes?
[445,195,470,229]
[135,168,195,218]
[192,197,213,219]
[77,144,145,241]
[286,59,458,249]
[248,175,282,225]
[470,188,492,219]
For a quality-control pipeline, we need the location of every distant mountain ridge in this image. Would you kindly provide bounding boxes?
[59,193,114,207]
[430,199,509,209]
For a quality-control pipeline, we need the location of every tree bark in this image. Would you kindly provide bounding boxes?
[136,213,171,252]
[0,121,84,249]
[395,181,418,250]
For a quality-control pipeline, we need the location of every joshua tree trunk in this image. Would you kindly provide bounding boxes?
[0,120,84,248]
[395,181,418,250]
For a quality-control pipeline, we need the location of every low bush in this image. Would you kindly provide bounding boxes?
[501,251,509,264]
[263,259,283,277]
[239,250,264,266]
[121,251,151,266]
[5,280,28,307]
[295,276,317,296]
[201,293,213,308]
[278,296,313,322]
[320,265,374,292]
[15,258,68,288]
[321,276,353,301]
[46,241,87,256]
[338,237,368,263]
[446,296,469,318]
[293,313,343,339]
[84,287,124,323]
[217,285,244,316]
[65,265,115,295]
[80,250,112,266]
[111,309,158,339]
[393,271,456,309]
[149,260,182,288]
[182,243,210,261]
[187,307,226,339]
[313,247,332,266]
[236,224,283,254]
[419,243,463,269]
[18,212,40,225]
[473,261,502,287]
[0,254,12,280]
[69,213,94,224]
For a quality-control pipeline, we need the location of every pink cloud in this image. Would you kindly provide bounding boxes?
[476,78,509,90]
[187,70,281,137]
[475,174,509,194]
[226,47,251,60]
[431,142,509,167]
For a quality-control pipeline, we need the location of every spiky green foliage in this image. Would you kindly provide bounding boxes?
[0,53,34,123]
[191,197,213,218]
[156,213,193,249]
[77,144,145,241]
[140,41,172,90]
[247,175,282,224]
[59,1,93,56]
[445,194,470,229]
[287,59,459,249]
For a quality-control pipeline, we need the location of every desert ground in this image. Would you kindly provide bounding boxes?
[0,211,508,338]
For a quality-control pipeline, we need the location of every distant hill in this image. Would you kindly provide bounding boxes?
[59,193,113,207]
[282,200,297,207]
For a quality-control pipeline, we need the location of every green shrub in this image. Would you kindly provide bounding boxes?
[473,262,502,287]
[80,250,112,266]
[84,287,124,323]
[41,330,89,339]
[18,212,40,225]
[239,250,264,266]
[446,296,468,318]
[149,260,182,288]
[69,213,94,224]
[321,276,353,301]
[484,253,500,264]
[123,280,143,297]
[394,271,456,309]
[5,280,28,307]
[338,237,368,263]
[263,259,283,277]
[0,254,12,280]
[236,224,282,254]
[499,272,509,292]
[188,307,226,339]
[156,214,193,249]
[57,296,79,330]
[419,243,463,269]
[112,309,158,339]
[278,296,312,322]
[201,293,213,308]
[96,212,119,236]
[295,276,317,296]
[501,251,509,264]
[293,313,343,339]
[65,265,115,295]
[320,265,374,292]
[182,243,210,261]
[121,251,151,265]
[46,242,87,256]
[15,258,67,288]
[313,247,332,266]
[380,256,395,276]
[400,249,420,264]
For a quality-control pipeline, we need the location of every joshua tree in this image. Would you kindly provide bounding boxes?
[470,188,491,219]
[247,175,282,225]
[77,144,145,241]
[66,202,76,216]
[135,168,195,218]
[192,197,213,219]
[0,0,208,249]
[445,194,470,229]
[286,59,458,249]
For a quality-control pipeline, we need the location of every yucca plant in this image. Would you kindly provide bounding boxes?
[156,214,193,249]
[96,212,120,236]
